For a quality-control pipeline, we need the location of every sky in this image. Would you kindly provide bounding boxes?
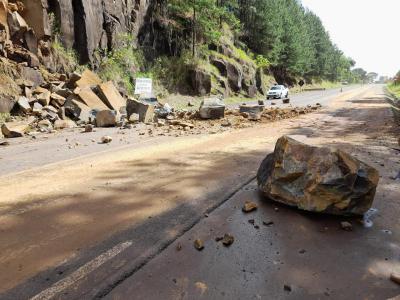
[301,0,400,77]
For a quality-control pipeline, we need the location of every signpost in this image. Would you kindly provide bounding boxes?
[134,78,153,96]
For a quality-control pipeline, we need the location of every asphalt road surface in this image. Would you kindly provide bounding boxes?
[0,85,359,177]
[1,84,399,299]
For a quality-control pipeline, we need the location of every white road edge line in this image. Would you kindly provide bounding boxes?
[30,240,133,300]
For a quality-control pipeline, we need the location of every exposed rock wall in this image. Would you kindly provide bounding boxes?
[19,0,50,39]
[0,0,265,99]
[52,0,151,64]
[6,0,152,64]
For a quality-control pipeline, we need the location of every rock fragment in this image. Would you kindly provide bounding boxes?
[199,97,225,119]
[74,69,102,88]
[84,124,94,132]
[263,221,274,226]
[390,273,400,285]
[53,119,76,130]
[242,201,258,213]
[37,119,52,132]
[32,102,43,115]
[50,93,66,108]
[95,110,118,127]
[64,98,94,123]
[194,239,204,251]
[36,91,51,106]
[0,139,10,146]
[340,221,353,231]
[101,136,112,144]
[221,234,234,246]
[74,87,108,110]
[284,284,292,292]
[1,121,29,138]
[257,136,379,216]
[97,81,126,112]
[17,96,31,113]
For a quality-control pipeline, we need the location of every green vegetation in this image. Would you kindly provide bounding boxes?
[97,34,147,94]
[59,0,360,95]
[154,0,355,85]
[52,40,79,68]
[168,0,240,57]
[387,70,400,98]
[237,0,354,82]
[388,83,400,98]
[0,113,10,124]
[49,12,83,74]
[388,83,400,99]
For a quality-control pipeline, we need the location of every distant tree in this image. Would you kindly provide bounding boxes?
[366,72,378,83]
[352,68,368,83]
[168,0,238,57]
[236,0,353,82]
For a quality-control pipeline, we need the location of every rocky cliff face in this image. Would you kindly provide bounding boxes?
[0,0,151,66]
[0,0,264,105]
[0,0,154,113]
[18,0,150,64]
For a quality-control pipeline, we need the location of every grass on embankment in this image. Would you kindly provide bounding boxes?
[164,80,342,109]
[387,83,400,99]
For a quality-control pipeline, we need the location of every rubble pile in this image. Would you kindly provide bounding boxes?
[122,100,321,138]
[1,77,322,139]
[0,68,131,137]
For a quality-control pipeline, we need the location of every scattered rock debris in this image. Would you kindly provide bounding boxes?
[242,201,258,213]
[221,234,235,247]
[340,221,353,231]
[176,243,182,251]
[263,221,274,226]
[101,136,112,144]
[194,239,204,251]
[84,124,94,133]
[215,236,223,242]
[284,284,292,292]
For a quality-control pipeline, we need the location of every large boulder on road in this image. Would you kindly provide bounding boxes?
[95,110,119,127]
[257,136,379,216]
[199,97,225,119]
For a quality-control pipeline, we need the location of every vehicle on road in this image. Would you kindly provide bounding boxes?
[266,85,289,99]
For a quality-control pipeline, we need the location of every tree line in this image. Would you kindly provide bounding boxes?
[155,0,361,83]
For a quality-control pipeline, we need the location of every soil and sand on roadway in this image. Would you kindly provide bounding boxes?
[0,84,399,299]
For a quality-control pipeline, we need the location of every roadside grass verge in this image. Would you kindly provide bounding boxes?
[387,83,400,99]
[290,81,341,93]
